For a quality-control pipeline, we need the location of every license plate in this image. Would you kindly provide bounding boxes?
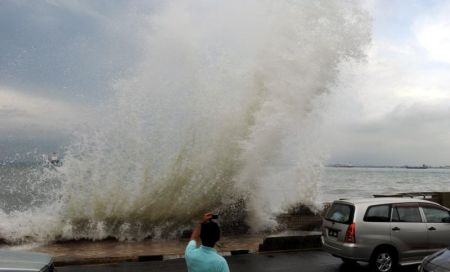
[328,229,339,237]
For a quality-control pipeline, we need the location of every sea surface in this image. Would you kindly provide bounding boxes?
[320,166,450,202]
[2,163,450,212]
[1,162,450,244]
[0,162,55,213]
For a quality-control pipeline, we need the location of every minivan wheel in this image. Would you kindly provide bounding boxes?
[370,248,397,272]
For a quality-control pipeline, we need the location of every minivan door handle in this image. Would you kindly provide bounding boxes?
[428,227,436,231]
[392,227,400,231]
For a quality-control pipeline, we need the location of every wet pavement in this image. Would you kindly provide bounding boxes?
[31,235,264,265]
[58,250,420,272]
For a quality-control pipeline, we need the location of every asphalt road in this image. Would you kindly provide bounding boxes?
[58,250,419,272]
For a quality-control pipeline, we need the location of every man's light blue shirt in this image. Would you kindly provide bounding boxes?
[185,240,230,272]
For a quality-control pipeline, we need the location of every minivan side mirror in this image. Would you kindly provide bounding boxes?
[442,217,450,223]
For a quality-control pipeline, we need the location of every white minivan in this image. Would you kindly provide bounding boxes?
[322,198,450,272]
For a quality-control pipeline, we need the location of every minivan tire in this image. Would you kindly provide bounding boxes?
[370,247,397,272]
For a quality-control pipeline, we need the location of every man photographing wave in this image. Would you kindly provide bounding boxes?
[185,213,230,272]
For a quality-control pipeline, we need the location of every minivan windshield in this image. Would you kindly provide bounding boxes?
[325,203,354,224]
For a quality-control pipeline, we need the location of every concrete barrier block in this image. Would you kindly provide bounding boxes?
[258,231,322,252]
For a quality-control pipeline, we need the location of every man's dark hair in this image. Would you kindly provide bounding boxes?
[200,221,220,247]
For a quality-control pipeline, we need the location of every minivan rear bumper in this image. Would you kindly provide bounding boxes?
[321,236,368,261]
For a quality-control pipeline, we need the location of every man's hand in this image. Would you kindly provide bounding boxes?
[202,213,213,223]
[190,212,214,244]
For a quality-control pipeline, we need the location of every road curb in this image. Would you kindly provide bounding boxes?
[54,233,322,266]
[258,231,322,252]
[54,251,253,266]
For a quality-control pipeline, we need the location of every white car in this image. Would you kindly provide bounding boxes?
[0,249,55,272]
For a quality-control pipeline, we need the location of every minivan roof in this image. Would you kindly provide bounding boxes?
[334,197,436,205]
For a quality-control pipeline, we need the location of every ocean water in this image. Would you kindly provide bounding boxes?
[0,162,60,213]
[320,167,450,202]
[3,164,450,211]
[2,163,450,243]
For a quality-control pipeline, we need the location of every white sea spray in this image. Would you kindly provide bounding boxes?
[0,0,370,243]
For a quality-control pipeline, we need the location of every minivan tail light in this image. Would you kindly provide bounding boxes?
[344,223,356,243]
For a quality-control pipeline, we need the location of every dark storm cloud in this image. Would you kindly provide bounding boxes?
[0,0,147,103]
[0,1,163,159]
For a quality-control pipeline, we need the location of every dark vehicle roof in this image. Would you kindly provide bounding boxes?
[425,248,450,270]
[0,250,52,272]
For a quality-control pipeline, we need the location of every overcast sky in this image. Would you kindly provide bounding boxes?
[0,1,147,159]
[326,0,450,166]
[1,1,449,166]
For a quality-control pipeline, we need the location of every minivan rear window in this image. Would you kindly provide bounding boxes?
[325,203,354,224]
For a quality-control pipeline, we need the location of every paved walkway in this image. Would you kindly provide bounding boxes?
[31,235,264,265]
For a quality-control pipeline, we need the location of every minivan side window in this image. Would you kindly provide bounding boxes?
[421,204,450,223]
[364,204,390,222]
[392,203,422,222]
[325,203,354,224]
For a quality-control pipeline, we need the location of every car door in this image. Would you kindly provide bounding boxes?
[420,203,450,250]
[390,202,428,261]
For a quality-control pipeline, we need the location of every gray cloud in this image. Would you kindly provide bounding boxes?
[0,1,148,103]
[0,1,160,159]
[0,107,25,119]
[328,102,450,166]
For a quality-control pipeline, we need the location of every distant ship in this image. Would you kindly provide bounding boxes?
[43,152,62,167]
[405,164,428,169]
[330,163,354,168]
[50,153,60,165]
